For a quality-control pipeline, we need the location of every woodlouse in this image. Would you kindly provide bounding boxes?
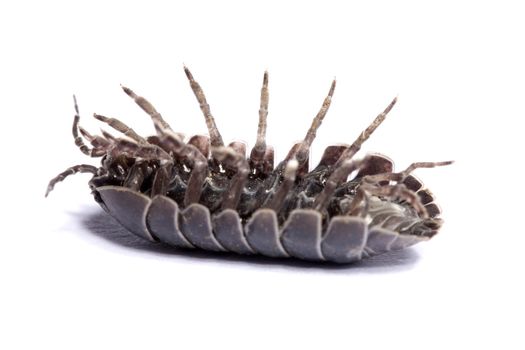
[46,67,452,263]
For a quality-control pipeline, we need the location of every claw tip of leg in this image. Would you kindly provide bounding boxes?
[183,65,193,80]
[329,79,336,96]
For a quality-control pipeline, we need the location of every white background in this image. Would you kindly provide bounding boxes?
[1,1,524,349]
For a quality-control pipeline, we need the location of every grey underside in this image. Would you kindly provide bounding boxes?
[97,186,434,263]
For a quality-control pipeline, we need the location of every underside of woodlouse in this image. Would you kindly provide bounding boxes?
[46,67,452,263]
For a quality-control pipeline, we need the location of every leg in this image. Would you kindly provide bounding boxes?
[362,160,454,185]
[184,158,207,206]
[100,129,118,143]
[313,156,368,212]
[72,96,105,157]
[184,66,224,147]
[155,124,206,161]
[78,126,109,157]
[97,118,170,161]
[121,85,173,132]
[250,71,269,172]
[93,113,147,144]
[154,126,209,206]
[123,162,152,191]
[263,159,298,212]
[345,187,370,217]
[334,97,397,168]
[45,164,98,197]
[79,126,110,149]
[150,163,173,197]
[110,139,170,161]
[350,183,429,219]
[289,79,336,166]
[212,147,250,210]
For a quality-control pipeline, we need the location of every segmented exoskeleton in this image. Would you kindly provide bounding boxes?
[46,67,452,263]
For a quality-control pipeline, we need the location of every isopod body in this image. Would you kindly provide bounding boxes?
[47,67,452,263]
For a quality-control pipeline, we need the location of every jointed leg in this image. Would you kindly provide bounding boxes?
[346,159,454,219]
[290,79,336,166]
[250,71,269,167]
[123,160,172,196]
[212,147,250,210]
[72,96,105,157]
[154,124,209,206]
[78,126,109,157]
[345,187,370,217]
[154,121,205,160]
[184,66,224,147]
[79,126,110,149]
[93,113,147,144]
[95,119,170,161]
[122,162,151,191]
[150,164,172,197]
[121,85,173,132]
[46,164,98,197]
[184,159,207,206]
[349,183,429,219]
[100,129,117,143]
[110,138,170,161]
[334,97,397,168]
[362,161,454,185]
[313,156,368,212]
[367,184,428,218]
[263,159,298,212]
[248,71,274,177]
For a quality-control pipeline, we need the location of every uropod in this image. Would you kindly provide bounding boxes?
[46,67,452,263]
